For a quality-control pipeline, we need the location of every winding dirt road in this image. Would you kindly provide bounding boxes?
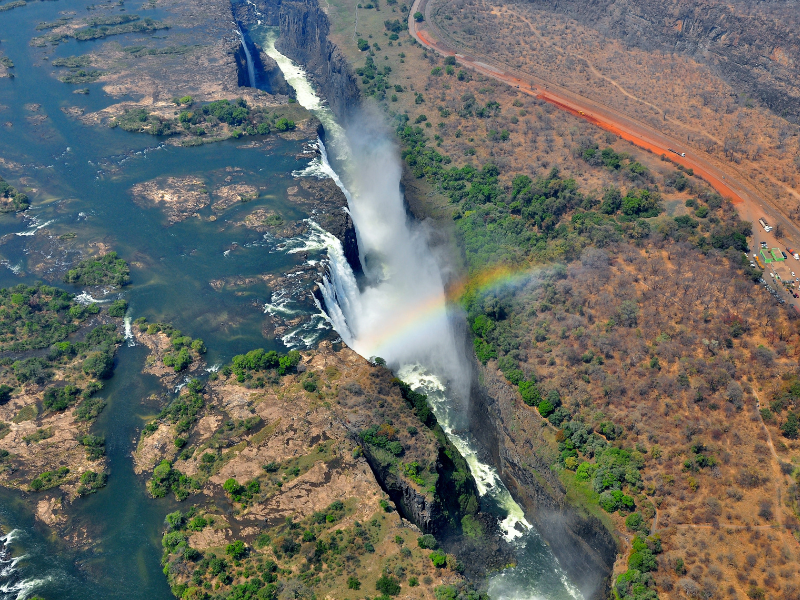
[407,0,800,273]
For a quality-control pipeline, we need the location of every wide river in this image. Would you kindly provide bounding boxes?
[0,1,583,598]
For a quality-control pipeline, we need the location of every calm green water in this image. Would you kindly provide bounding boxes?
[0,2,329,598]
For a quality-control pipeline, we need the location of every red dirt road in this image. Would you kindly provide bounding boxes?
[408,0,800,252]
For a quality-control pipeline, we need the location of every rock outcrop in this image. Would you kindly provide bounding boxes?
[294,177,361,273]
[236,0,361,123]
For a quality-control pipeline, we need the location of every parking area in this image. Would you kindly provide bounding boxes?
[751,226,800,309]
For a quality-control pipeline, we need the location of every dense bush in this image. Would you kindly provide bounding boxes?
[64,252,130,287]
[149,459,195,500]
[42,384,81,411]
[0,176,30,213]
[226,348,301,383]
[77,470,108,495]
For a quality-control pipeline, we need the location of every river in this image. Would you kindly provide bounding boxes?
[0,2,336,597]
[0,0,584,596]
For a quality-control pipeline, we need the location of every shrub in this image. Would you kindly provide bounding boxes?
[274,117,294,132]
[64,252,130,287]
[430,550,447,567]
[537,399,555,417]
[77,470,107,495]
[386,441,404,456]
[107,299,128,317]
[376,575,401,596]
[82,351,114,379]
[413,11,423,21]
[347,576,361,590]
[0,384,12,404]
[163,347,191,372]
[417,533,437,549]
[223,478,243,496]
[43,385,81,411]
[162,531,187,552]
[226,540,247,559]
[519,380,541,406]
[165,511,184,530]
[625,512,647,533]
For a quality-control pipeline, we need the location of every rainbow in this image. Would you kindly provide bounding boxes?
[357,263,542,357]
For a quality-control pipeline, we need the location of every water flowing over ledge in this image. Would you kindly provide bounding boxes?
[261,25,583,600]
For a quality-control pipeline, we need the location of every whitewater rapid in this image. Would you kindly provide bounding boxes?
[261,27,582,600]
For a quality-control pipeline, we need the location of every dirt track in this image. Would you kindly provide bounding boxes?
[407,0,800,269]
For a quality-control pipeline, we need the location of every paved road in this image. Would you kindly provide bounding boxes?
[407,0,800,310]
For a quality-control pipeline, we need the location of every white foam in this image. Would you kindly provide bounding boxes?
[123,315,135,347]
[14,219,53,237]
[0,576,50,599]
[74,292,111,305]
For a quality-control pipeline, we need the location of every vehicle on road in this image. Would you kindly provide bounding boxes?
[667,148,686,157]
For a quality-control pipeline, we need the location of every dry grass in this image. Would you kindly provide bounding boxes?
[430,0,800,221]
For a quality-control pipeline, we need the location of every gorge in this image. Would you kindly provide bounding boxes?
[0,0,620,598]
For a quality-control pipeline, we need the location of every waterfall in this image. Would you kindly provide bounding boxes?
[236,28,256,88]
[261,27,584,600]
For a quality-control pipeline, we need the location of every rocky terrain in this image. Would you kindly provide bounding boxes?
[0,282,127,519]
[132,331,511,598]
[233,0,362,123]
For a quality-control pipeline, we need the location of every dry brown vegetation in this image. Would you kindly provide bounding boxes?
[430,0,800,222]
[318,3,800,597]
[473,233,800,598]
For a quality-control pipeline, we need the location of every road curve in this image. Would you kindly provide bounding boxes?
[407,0,800,251]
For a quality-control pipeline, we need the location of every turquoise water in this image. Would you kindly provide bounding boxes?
[0,3,330,598]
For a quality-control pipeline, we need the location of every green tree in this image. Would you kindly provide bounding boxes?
[782,412,799,439]
[226,540,247,559]
[223,478,243,496]
[82,351,114,379]
[376,575,401,596]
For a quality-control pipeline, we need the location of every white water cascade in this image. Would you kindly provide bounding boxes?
[261,27,583,600]
[235,27,257,88]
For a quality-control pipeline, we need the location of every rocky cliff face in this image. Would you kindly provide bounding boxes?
[358,443,446,532]
[519,0,800,121]
[255,47,294,96]
[295,176,361,273]
[469,365,618,599]
[275,0,361,123]
[236,0,361,123]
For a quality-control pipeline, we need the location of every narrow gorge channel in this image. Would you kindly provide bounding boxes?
[259,26,584,600]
